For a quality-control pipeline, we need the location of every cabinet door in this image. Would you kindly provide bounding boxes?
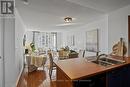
[107,67,127,87]
[128,16,130,41]
[57,67,73,87]
[126,66,130,87]
[73,74,106,87]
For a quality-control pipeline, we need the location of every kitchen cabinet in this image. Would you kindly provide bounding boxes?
[73,74,106,87]
[55,58,130,87]
[57,66,106,87]
[129,16,130,41]
[107,65,130,87]
[126,65,130,87]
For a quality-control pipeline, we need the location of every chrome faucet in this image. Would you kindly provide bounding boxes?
[96,54,108,62]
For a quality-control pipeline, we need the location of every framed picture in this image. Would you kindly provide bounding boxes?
[86,29,99,52]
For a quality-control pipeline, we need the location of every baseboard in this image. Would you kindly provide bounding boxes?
[15,66,24,87]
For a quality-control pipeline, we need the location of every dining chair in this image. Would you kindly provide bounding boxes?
[78,50,85,58]
[48,52,56,79]
[58,50,69,60]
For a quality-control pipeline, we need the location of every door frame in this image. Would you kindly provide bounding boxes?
[0,16,5,87]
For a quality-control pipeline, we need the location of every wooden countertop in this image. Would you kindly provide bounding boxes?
[54,56,130,80]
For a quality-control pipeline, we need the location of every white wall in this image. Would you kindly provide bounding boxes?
[62,15,108,54]
[83,15,108,54]
[15,9,26,86]
[3,9,25,87]
[26,31,33,44]
[62,5,130,57]
[62,31,85,50]
[108,5,130,56]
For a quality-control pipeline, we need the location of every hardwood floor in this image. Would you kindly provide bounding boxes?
[17,67,56,87]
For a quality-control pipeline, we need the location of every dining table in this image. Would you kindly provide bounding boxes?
[25,54,47,72]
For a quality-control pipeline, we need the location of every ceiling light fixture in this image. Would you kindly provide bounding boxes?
[64,17,72,23]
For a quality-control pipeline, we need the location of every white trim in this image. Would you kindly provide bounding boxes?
[15,66,24,87]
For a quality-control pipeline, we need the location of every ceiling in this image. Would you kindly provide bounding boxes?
[15,0,130,31]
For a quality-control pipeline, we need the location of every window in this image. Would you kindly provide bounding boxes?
[33,31,57,50]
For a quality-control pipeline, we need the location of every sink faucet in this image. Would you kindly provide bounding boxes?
[96,54,108,62]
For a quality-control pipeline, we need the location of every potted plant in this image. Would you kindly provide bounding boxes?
[30,42,36,52]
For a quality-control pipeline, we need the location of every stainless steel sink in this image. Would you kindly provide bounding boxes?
[91,60,113,67]
[99,57,125,64]
[91,57,125,67]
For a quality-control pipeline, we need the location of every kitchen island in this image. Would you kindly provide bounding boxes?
[54,57,130,87]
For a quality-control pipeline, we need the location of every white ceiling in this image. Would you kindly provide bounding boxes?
[15,0,130,31]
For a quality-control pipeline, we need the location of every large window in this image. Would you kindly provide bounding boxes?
[33,31,57,50]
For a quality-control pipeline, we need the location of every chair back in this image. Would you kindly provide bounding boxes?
[58,50,64,58]
[58,50,69,59]
[26,55,31,65]
[48,52,53,67]
[78,50,85,58]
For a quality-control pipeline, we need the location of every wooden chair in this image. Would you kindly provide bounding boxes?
[58,50,69,60]
[48,52,56,79]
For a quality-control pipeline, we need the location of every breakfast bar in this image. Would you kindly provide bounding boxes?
[54,57,130,87]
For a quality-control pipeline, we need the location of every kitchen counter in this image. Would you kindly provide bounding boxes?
[55,56,130,87]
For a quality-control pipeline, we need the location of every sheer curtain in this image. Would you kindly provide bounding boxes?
[33,31,57,51]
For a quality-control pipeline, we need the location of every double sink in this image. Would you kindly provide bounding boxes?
[91,57,125,67]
